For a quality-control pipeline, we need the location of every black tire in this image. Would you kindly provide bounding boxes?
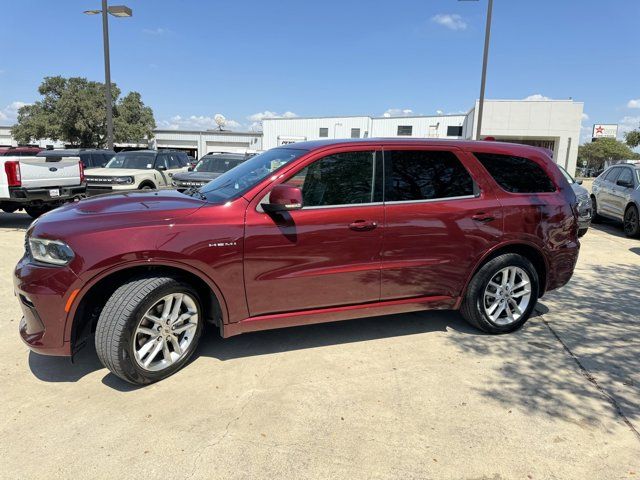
[24,206,50,218]
[95,275,203,385]
[591,195,602,223]
[623,205,640,238]
[139,183,155,190]
[460,253,539,334]
[578,227,588,238]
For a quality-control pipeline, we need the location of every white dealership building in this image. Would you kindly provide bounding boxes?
[1,98,584,174]
[262,99,584,174]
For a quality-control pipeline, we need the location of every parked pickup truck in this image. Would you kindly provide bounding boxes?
[1,155,86,218]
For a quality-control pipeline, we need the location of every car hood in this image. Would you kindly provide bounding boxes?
[30,190,207,238]
[86,167,152,177]
[173,172,222,182]
[570,182,589,198]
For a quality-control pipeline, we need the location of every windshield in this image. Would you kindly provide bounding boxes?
[195,156,244,173]
[198,148,307,202]
[106,152,155,169]
[558,165,575,184]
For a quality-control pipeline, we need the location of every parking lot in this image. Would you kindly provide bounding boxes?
[0,211,638,479]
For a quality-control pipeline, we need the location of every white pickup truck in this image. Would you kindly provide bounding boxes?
[0,156,86,218]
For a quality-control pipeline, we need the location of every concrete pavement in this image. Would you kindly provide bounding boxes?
[0,212,638,479]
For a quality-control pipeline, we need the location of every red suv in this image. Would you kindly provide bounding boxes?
[14,139,579,384]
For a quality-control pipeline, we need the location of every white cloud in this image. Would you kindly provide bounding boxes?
[436,109,444,115]
[582,112,589,121]
[627,99,640,109]
[157,114,242,131]
[382,108,414,118]
[143,27,168,35]
[523,94,551,101]
[0,101,29,124]
[431,14,467,31]
[247,110,298,131]
[618,115,640,137]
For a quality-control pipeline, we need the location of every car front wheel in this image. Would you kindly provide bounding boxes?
[95,275,203,385]
[460,253,539,334]
[623,205,640,238]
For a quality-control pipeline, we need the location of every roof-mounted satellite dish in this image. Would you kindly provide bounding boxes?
[214,114,226,131]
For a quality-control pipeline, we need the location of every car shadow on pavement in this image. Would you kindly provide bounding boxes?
[27,309,481,391]
[448,262,640,429]
[590,219,629,239]
[0,212,32,230]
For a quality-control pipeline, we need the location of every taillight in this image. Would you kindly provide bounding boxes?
[79,161,85,184]
[4,161,21,187]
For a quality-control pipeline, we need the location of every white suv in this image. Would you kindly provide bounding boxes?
[85,150,190,195]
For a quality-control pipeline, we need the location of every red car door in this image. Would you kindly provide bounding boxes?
[244,147,384,317]
[380,147,504,300]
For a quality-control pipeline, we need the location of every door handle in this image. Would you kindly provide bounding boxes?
[349,220,378,231]
[471,213,495,223]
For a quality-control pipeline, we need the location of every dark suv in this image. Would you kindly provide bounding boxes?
[37,149,115,169]
[14,139,579,384]
[172,152,254,191]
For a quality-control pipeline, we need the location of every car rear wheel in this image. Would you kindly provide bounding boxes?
[460,253,539,334]
[95,275,203,385]
[24,206,51,218]
[623,205,640,238]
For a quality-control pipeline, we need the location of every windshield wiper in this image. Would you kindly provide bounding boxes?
[183,187,207,200]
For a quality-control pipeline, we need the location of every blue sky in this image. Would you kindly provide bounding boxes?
[1,0,639,143]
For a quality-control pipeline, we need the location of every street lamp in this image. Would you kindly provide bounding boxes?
[84,2,133,150]
[460,0,493,140]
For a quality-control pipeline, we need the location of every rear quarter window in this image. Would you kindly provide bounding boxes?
[474,152,556,193]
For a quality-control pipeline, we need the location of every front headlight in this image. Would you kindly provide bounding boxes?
[577,193,590,208]
[28,238,75,265]
[113,176,134,185]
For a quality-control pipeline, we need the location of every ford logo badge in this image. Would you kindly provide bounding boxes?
[49,167,58,172]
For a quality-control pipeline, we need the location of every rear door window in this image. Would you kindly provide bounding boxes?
[384,150,475,202]
[474,152,556,193]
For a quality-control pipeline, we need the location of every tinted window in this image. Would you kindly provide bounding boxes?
[319,128,328,138]
[284,151,377,207]
[474,152,556,193]
[603,168,621,183]
[195,156,244,173]
[106,152,156,169]
[167,153,182,169]
[385,150,474,202]
[447,126,463,137]
[618,168,634,185]
[397,125,412,136]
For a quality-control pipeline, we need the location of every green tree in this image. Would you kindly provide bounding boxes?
[578,138,636,171]
[625,129,640,149]
[12,76,155,147]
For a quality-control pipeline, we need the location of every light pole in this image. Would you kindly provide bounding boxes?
[84,3,133,150]
[460,0,493,140]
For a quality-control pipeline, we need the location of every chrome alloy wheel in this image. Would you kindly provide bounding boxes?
[482,266,532,326]
[133,293,199,371]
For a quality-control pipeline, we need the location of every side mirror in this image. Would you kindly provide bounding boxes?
[188,166,194,172]
[261,184,303,213]
[616,179,633,188]
[157,165,167,171]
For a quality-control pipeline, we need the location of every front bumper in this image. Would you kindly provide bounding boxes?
[8,185,86,205]
[14,256,79,356]
[86,183,137,196]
